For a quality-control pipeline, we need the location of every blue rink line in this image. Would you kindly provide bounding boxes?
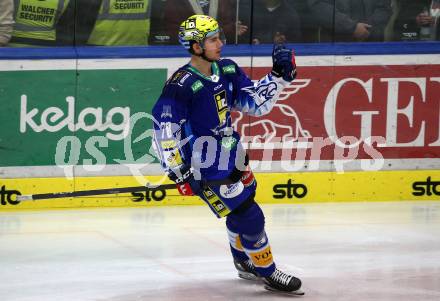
[0,42,439,60]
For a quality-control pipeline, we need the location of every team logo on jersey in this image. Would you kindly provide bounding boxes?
[219,182,244,199]
[214,90,228,124]
[242,82,278,105]
[222,65,236,74]
[170,71,191,86]
[191,80,203,93]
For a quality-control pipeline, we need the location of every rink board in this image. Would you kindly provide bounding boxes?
[1,53,440,178]
[1,46,440,211]
[1,170,439,210]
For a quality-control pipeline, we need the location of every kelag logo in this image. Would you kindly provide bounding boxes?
[412,177,440,196]
[0,186,21,205]
[131,188,166,202]
[273,179,307,199]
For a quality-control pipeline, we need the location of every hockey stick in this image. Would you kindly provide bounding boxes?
[16,178,234,202]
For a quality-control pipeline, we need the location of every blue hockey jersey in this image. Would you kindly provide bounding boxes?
[152,58,288,182]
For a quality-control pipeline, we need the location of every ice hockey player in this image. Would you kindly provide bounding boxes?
[151,14,304,295]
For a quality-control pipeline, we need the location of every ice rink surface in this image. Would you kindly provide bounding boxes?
[1,201,439,301]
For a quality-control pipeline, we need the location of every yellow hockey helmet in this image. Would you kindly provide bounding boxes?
[178,15,221,49]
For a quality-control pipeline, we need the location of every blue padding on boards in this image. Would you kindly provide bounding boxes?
[0,42,439,60]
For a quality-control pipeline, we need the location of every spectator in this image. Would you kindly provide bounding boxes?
[394,0,440,41]
[9,0,72,47]
[308,0,392,42]
[295,0,321,43]
[56,0,102,46]
[87,0,151,46]
[149,0,169,44]
[0,0,14,46]
[9,0,100,47]
[239,0,302,44]
[151,0,246,45]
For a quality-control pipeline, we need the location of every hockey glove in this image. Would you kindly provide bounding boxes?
[271,43,297,82]
[168,166,203,196]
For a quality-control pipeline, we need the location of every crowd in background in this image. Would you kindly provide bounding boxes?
[0,0,439,47]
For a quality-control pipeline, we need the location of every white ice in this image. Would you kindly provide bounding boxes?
[1,201,439,301]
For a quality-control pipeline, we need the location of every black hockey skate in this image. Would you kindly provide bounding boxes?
[263,268,304,295]
[233,259,259,281]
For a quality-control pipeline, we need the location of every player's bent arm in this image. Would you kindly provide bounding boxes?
[231,44,297,117]
[233,73,290,117]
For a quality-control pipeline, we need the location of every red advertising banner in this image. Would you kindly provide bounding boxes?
[237,65,440,162]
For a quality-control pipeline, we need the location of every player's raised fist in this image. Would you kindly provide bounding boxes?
[271,44,297,82]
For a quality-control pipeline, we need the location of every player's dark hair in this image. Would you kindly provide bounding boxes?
[188,40,215,63]
[188,41,198,55]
